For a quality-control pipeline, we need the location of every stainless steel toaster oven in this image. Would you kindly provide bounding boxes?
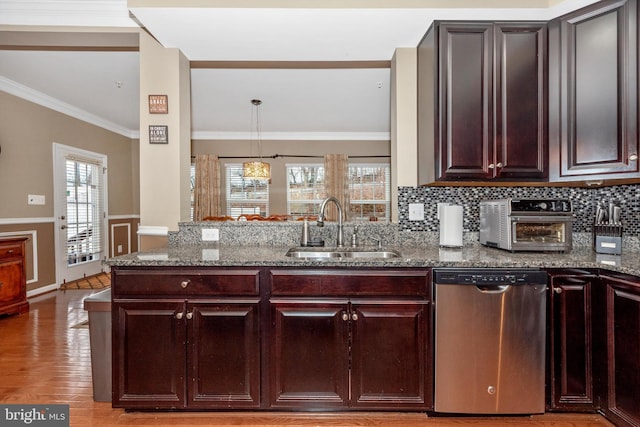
[479,198,573,252]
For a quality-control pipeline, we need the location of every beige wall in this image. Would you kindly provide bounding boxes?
[192,138,390,216]
[0,90,139,292]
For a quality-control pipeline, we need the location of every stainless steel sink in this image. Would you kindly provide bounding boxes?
[285,248,401,260]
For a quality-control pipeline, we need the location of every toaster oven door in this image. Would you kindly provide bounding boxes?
[510,216,573,251]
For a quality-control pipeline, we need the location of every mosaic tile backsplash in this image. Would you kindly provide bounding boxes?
[398,184,640,236]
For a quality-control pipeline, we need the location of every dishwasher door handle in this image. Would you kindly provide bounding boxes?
[475,284,510,293]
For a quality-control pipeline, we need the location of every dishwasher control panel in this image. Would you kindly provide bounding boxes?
[433,269,548,286]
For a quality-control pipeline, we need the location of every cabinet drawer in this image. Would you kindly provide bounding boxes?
[112,268,260,297]
[270,269,430,297]
[0,242,24,260]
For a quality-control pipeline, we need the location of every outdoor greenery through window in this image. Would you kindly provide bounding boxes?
[348,164,391,221]
[286,163,390,221]
[226,164,269,218]
[286,164,325,217]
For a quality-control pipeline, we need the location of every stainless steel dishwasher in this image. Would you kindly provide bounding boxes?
[433,268,547,414]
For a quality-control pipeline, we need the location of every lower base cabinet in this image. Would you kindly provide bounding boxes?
[269,300,429,410]
[547,270,600,412]
[268,268,432,411]
[547,269,640,427]
[113,300,261,409]
[601,273,640,427]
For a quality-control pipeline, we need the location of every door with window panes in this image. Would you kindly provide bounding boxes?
[53,144,108,285]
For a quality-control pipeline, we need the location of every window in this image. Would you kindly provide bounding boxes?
[286,164,325,218]
[64,157,104,265]
[226,164,269,218]
[348,164,390,222]
[286,163,391,221]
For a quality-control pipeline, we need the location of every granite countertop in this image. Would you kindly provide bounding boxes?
[104,243,640,277]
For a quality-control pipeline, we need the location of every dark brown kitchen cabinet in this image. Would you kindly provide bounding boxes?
[111,268,261,410]
[418,21,547,182]
[268,269,432,411]
[548,0,639,181]
[600,273,640,427]
[547,270,600,412]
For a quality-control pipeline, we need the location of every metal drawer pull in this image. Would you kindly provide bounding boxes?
[186,312,193,320]
[351,313,358,321]
[7,250,14,254]
[342,312,349,321]
[630,154,638,161]
[488,163,495,169]
[176,312,184,320]
[554,287,563,294]
[180,280,190,289]
[496,162,503,168]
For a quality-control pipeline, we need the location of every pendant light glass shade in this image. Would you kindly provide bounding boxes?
[242,161,271,180]
[243,99,271,180]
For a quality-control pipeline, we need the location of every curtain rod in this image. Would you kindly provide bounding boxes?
[191,154,390,159]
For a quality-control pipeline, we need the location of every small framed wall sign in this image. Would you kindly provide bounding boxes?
[148,95,168,114]
[149,125,168,144]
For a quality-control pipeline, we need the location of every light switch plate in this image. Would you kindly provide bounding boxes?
[408,203,425,221]
[201,228,220,242]
[28,194,45,205]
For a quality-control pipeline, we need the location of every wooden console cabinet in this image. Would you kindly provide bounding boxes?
[0,237,29,317]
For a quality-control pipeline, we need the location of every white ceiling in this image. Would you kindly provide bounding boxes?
[0,0,600,140]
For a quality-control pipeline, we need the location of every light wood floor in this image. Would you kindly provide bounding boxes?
[0,289,616,427]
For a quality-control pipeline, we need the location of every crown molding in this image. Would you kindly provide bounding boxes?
[191,131,390,141]
[0,76,138,138]
[0,0,137,27]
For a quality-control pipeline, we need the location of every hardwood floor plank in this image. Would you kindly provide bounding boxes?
[0,290,616,427]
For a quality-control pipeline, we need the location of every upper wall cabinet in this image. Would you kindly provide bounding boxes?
[548,0,639,181]
[418,21,547,183]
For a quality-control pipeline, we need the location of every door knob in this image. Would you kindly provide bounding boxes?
[176,312,184,320]
[186,312,193,320]
[554,287,563,294]
[342,312,349,321]
[630,154,638,161]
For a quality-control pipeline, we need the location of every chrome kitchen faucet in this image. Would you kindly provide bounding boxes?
[317,196,345,248]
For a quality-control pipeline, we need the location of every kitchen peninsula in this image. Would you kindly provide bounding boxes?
[105,221,640,426]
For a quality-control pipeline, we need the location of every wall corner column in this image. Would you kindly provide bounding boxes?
[391,47,418,222]
[138,32,191,250]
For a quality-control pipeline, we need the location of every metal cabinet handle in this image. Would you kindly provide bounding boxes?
[488,163,495,169]
[176,312,184,320]
[630,154,638,161]
[180,280,190,289]
[342,312,349,321]
[186,312,193,320]
[554,287,563,294]
[351,313,358,321]
[496,162,503,168]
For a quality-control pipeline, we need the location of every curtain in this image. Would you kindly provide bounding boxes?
[323,154,349,221]
[194,154,221,220]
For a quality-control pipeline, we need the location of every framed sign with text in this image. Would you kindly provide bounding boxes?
[149,125,168,144]
[148,95,168,114]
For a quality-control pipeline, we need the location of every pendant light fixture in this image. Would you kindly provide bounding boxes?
[243,99,271,180]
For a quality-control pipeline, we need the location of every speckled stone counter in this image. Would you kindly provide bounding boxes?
[105,242,640,277]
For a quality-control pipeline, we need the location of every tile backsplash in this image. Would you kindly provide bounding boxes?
[398,184,640,236]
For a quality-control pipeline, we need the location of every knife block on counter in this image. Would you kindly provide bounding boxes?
[593,224,623,255]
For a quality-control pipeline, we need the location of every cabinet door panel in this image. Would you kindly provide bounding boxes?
[112,300,186,408]
[438,23,493,179]
[0,261,23,303]
[269,301,349,409]
[548,275,596,411]
[188,301,261,408]
[550,0,639,180]
[605,278,640,427]
[350,302,430,409]
[495,23,547,179]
